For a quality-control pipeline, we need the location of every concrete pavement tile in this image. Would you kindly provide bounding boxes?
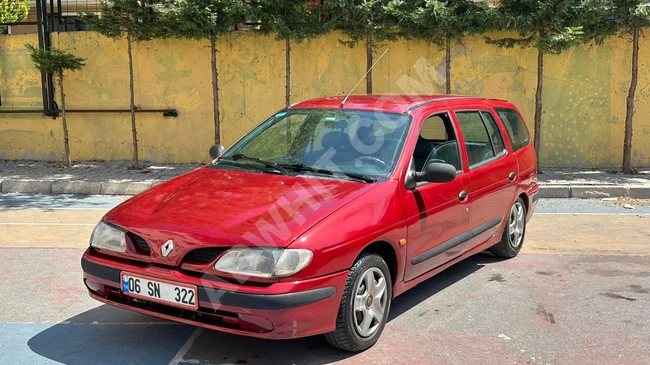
[2,180,52,194]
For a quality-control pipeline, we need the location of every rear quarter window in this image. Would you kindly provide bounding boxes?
[495,108,531,152]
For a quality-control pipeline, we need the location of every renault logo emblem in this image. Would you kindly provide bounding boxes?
[161,240,174,257]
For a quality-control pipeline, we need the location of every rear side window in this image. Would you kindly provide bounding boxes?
[456,111,496,168]
[495,108,530,152]
[480,111,506,155]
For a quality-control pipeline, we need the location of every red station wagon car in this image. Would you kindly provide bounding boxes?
[82,95,538,351]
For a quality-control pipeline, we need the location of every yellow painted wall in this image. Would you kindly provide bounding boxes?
[1,31,648,167]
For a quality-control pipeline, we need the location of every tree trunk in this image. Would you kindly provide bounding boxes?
[127,33,140,169]
[533,48,544,172]
[445,32,451,94]
[622,26,639,174]
[211,35,221,145]
[366,33,372,95]
[58,73,71,168]
[285,37,291,108]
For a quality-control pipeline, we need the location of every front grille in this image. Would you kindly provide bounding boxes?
[131,235,150,253]
[183,247,226,263]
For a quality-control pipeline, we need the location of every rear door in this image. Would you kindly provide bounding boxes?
[452,108,518,253]
[495,106,537,181]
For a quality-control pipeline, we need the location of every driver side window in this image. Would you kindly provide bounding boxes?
[413,113,462,172]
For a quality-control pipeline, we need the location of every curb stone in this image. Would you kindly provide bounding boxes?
[52,181,102,195]
[538,185,650,199]
[0,179,649,198]
[628,186,650,199]
[100,181,153,195]
[570,185,628,199]
[538,186,570,199]
[1,180,52,194]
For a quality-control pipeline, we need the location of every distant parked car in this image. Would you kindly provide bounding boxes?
[82,95,538,351]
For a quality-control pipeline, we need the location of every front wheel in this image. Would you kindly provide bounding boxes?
[325,253,392,352]
[490,197,527,258]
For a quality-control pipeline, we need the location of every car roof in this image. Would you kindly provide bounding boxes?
[290,94,508,114]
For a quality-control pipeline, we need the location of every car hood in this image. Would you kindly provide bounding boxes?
[104,167,376,254]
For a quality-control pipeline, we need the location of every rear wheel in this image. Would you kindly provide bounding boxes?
[490,197,527,258]
[325,253,392,352]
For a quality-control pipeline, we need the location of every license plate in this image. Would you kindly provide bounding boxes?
[121,272,198,310]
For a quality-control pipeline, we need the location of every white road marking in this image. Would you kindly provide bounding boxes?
[168,328,203,365]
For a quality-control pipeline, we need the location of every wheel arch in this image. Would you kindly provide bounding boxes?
[358,240,399,288]
[517,192,529,213]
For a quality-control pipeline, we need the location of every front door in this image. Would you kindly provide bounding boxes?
[453,108,518,253]
[402,111,471,282]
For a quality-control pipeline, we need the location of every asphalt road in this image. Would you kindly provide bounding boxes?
[1,194,649,365]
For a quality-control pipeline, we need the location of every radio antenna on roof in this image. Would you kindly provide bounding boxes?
[340,48,390,108]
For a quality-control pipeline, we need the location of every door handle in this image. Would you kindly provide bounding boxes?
[458,190,468,201]
[508,172,517,181]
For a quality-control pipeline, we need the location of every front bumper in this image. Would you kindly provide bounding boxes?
[81,249,347,339]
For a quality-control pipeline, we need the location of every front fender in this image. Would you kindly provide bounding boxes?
[284,180,408,281]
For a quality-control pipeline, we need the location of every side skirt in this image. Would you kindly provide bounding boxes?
[411,217,502,265]
[393,229,503,297]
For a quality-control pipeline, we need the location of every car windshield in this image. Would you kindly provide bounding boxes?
[216,109,412,180]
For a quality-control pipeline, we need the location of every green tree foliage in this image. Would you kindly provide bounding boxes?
[252,0,328,107]
[82,0,168,169]
[82,0,167,41]
[164,0,247,145]
[253,0,327,41]
[487,0,587,171]
[165,0,247,41]
[327,0,400,45]
[25,44,85,167]
[25,44,85,74]
[326,0,402,94]
[486,0,586,53]
[611,0,650,32]
[388,0,492,93]
[0,0,29,32]
[0,0,29,23]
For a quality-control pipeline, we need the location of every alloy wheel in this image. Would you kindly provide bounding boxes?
[508,201,525,249]
[353,267,388,338]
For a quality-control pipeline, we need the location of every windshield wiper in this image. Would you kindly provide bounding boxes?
[280,163,333,175]
[336,172,376,183]
[281,163,376,183]
[226,154,288,175]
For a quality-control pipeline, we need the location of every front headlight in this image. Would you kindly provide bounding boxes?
[214,247,312,278]
[90,221,127,253]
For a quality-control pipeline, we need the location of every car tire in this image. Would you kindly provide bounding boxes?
[490,197,527,258]
[325,253,392,352]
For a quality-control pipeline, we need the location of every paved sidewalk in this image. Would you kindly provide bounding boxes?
[0,161,201,195]
[539,168,650,198]
[1,161,649,197]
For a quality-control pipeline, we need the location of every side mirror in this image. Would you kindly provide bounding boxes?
[415,162,457,184]
[209,144,225,160]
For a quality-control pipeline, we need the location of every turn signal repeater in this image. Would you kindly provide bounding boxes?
[399,238,407,246]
